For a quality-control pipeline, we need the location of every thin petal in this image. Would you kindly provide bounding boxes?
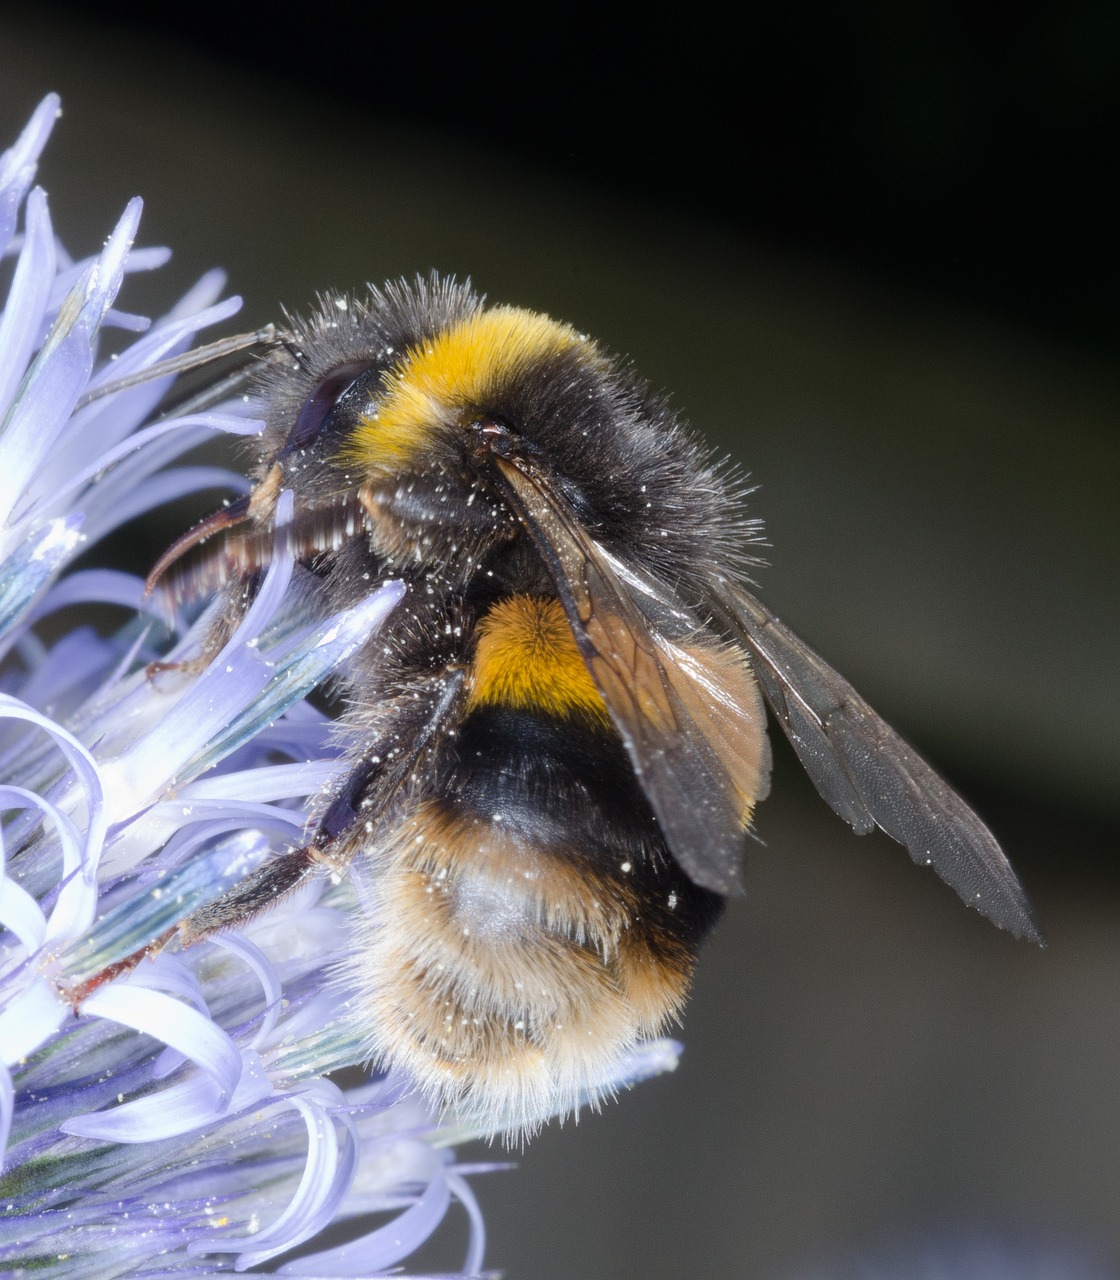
[0,1063,12,1165]
[77,291,242,408]
[0,867,46,951]
[79,984,242,1102]
[0,514,84,643]
[0,93,58,251]
[61,1050,273,1143]
[27,411,259,533]
[447,1170,487,1279]
[0,694,106,939]
[210,934,283,1049]
[0,782,84,948]
[55,832,268,989]
[183,761,344,806]
[26,568,150,623]
[279,1155,451,1276]
[101,306,152,332]
[102,579,404,814]
[0,186,55,409]
[79,466,249,550]
[0,199,142,522]
[5,624,122,713]
[0,977,67,1065]
[229,1094,353,1269]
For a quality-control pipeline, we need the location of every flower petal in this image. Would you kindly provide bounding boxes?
[210,934,283,1050]
[101,578,405,814]
[0,185,55,410]
[0,977,67,1065]
[0,514,84,643]
[183,760,343,805]
[0,199,142,525]
[447,1170,488,1279]
[55,831,269,988]
[0,93,58,252]
[0,866,46,951]
[79,465,249,551]
[0,782,85,949]
[0,694,106,939]
[0,1063,12,1163]
[61,1049,274,1143]
[279,1150,451,1276]
[229,1092,356,1269]
[79,983,242,1103]
[26,568,151,623]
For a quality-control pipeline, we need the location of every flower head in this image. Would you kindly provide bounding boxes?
[0,97,680,1276]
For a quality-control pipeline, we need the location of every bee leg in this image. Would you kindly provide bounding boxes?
[145,565,268,681]
[61,845,329,1009]
[311,661,470,828]
[69,669,468,1007]
[174,745,397,946]
[174,665,469,943]
[178,842,328,944]
[145,600,249,680]
[183,666,472,945]
[145,495,254,599]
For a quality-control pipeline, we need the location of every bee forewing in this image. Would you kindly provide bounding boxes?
[728,586,1042,942]
[494,456,771,895]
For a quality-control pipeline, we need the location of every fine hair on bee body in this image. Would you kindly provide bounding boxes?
[138,274,1040,1136]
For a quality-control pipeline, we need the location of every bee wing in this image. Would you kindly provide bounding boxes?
[492,456,771,895]
[724,584,1041,941]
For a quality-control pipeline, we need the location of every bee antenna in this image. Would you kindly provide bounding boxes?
[156,362,259,419]
[74,324,279,411]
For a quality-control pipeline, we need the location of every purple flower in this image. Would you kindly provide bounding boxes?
[0,98,680,1276]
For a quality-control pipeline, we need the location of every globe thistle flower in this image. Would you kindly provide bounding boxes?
[0,97,681,1276]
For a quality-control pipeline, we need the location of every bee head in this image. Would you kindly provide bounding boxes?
[253,280,750,589]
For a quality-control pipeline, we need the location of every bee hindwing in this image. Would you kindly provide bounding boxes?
[726,586,1041,941]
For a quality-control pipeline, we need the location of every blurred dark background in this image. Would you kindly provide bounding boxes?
[4,4,1118,1277]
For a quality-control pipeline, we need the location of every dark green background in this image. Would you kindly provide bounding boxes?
[4,6,1118,1277]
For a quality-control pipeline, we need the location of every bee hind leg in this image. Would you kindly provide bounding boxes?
[62,845,330,1008]
[177,842,328,944]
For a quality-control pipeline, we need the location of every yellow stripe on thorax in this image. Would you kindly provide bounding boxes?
[467,595,610,725]
[341,307,588,474]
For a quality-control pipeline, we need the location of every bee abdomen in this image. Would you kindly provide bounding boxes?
[345,682,721,1125]
[347,793,710,1130]
[341,591,723,1128]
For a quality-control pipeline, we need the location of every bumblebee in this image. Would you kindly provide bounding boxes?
[149,276,1039,1131]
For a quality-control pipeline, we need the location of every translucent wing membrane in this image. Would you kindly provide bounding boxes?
[492,454,771,895]
[726,586,1042,942]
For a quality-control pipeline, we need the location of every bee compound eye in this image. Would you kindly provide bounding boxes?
[283,360,378,455]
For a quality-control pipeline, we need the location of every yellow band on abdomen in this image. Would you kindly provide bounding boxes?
[467,595,609,724]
